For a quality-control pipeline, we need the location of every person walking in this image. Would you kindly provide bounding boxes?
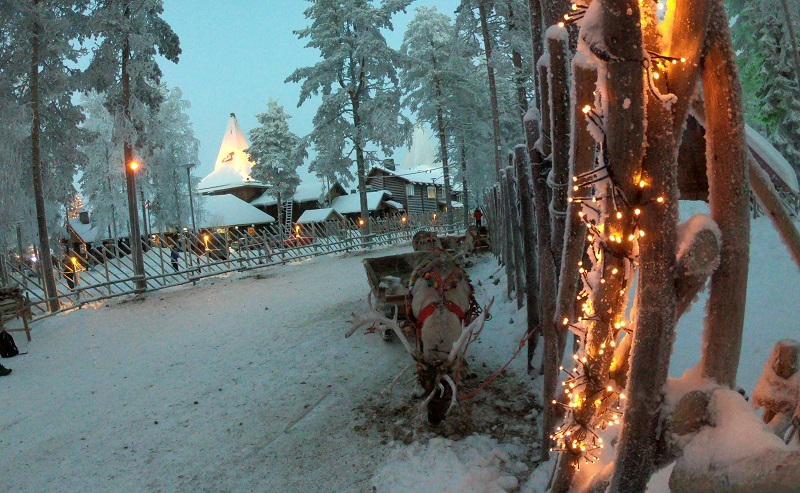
[170,247,180,272]
[473,207,483,228]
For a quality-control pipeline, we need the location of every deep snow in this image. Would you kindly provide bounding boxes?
[1,202,798,492]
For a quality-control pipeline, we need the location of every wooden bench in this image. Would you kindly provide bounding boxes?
[0,286,31,342]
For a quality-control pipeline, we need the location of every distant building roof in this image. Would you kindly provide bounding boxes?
[330,190,394,214]
[385,200,405,211]
[296,208,345,224]
[67,217,102,244]
[251,180,326,207]
[198,194,275,229]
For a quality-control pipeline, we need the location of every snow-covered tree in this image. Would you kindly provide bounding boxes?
[79,91,128,240]
[143,86,200,233]
[245,99,306,202]
[401,7,460,222]
[286,0,412,234]
[731,0,800,176]
[0,0,90,309]
[84,0,180,290]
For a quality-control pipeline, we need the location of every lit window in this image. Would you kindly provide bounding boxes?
[406,184,415,196]
[427,186,436,199]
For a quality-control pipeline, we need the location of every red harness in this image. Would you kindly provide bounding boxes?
[409,264,476,344]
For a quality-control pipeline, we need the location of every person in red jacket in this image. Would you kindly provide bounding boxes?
[473,207,483,228]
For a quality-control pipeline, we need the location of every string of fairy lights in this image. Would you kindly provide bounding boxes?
[546,0,685,468]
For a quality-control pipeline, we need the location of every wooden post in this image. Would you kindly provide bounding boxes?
[515,145,541,373]
[547,29,571,288]
[700,0,751,387]
[500,169,516,301]
[554,55,597,358]
[551,0,646,486]
[506,163,526,309]
[611,1,680,488]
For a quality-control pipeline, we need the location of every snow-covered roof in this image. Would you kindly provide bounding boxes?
[198,113,263,192]
[745,124,799,193]
[67,217,102,244]
[296,208,345,224]
[370,166,445,186]
[330,190,393,214]
[250,180,326,207]
[198,194,275,229]
[384,200,404,211]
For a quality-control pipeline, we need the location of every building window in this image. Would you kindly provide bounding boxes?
[427,186,436,199]
[406,183,415,196]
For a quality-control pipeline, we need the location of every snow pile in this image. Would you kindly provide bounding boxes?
[372,436,526,493]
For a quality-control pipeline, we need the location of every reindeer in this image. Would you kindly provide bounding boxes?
[349,251,493,424]
[412,230,443,252]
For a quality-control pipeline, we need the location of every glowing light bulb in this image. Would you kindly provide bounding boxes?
[563,317,570,325]
[653,72,660,80]
[582,105,591,114]
[634,208,641,215]
[639,180,647,188]
[656,196,664,203]
[616,211,622,219]
[639,230,646,237]
[680,57,686,62]
[611,267,618,274]
[558,21,565,27]
[573,185,579,191]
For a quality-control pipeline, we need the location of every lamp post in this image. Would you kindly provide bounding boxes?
[184,163,197,233]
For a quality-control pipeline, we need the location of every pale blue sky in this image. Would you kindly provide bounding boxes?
[159,0,461,179]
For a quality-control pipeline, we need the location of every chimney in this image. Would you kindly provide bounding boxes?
[79,211,90,224]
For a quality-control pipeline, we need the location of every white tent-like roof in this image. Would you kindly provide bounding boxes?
[198,194,275,229]
[198,113,264,193]
[296,208,345,224]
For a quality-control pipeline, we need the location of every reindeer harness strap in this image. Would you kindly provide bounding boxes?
[408,260,479,341]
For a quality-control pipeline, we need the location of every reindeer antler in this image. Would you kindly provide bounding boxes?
[447,297,494,364]
[346,292,418,357]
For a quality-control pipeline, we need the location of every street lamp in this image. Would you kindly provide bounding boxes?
[184,163,197,233]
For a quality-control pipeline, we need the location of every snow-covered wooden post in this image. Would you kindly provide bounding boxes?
[550,0,646,486]
[500,168,516,301]
[515,144,541,373]
[699,0,751,388]
[554,54,597,359]
[505,159,526,308]
[547,27,571,292]
[610,0,683,487]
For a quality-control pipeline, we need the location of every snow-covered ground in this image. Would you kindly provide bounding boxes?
[1,203,797,492]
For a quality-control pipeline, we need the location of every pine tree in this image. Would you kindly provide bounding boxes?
[401,7,459,223]
[286,0,412,235]
[245,99,306,202]
[0,0,91,309]
[731,0,800,177]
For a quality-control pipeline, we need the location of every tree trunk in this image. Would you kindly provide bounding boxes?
[515,145,541,373]
[700,0,750,388]
[528,0,544,103]
[28,0,59,312]
[506,164,526,309]
[779,0,800,91]
[434,80,453,226]
[478,0,503,178]
[461,144,470,227]
[352,105,370,238]
[122,5,146,294]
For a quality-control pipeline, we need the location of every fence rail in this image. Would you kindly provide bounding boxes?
[2,215,464,323]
